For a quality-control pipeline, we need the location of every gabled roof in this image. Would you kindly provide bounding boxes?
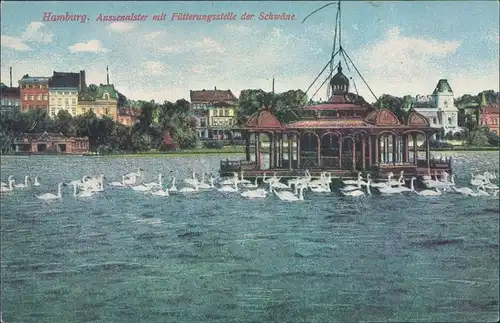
[49,71,80,88]
[480,103,499,115]
[1,86,20,97]
[282,119,372,129]
[20,77,50,84]
[80,84,118,100]
[190,89,237,102]
[406,111,430,126]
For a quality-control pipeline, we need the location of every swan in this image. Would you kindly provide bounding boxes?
[288,171,311,188]
[482,178,499,190]
[122,174,137,185]
[220,173,238,185]
[310,182,331,193]
[151,188,170,196]
[73,184,95,198]
[239,170,251,184]
[124,168,143,179]
[263,172,282,184]
[470,173,487,187]
[169,177,178,193]
[144,174,163,189]
[184,170,199,187]
[370,173,393,188]
[131,183,151,192]
[0,179,14,193]
[341,179,371,197]
[452,185,475,196]
[410,177,441,196]
[475,185,491,196]
[0,175,13,187]
[197,173,214,189]
[109,175,126,187]
[274,183,305,201]
[240,188,267,199]
[33,176,41,187]
[340,180,362,192]
[342,173,363,185]
[37,183,63,200]
[217,180,238,193]
[179,182,200,193]
[13,176,29,189]
[243,177,259,189]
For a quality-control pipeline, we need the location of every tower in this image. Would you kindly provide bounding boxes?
[106,66,109,85]
[433,79,459,133]
[9,66,12,87]
[330,62,349,95]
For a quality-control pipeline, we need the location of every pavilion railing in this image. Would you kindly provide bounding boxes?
[220,159,256,172]
[320,157,340,168]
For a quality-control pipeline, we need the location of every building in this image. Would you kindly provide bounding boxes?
[0,83,21,113]
[433,79,461,135]
[190,87,239,139]
[117,107,141,126]
[78,84,118,120]
[48,71,86,117]
[220,63,451,179]
[19,76,50,113]
[12,131,90,154]
[479,92,499,135]
[412,94,440,128]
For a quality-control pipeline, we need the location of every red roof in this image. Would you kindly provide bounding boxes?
[118,107,141,116]
[406,111,430,126]
[190,89,237,103]
[245,110,281,128]
[283,119,373,129]
[365,109,401,126]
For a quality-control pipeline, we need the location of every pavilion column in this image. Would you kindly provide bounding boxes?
[268,133,274,169]
[368,135,373,167]
[361,136,366,169]
[374,136,379,165]
[352,137,356,170]
[256,133,262,169]
[279,134,283,168]
[412,134,417,165]
[339,136,343,169]
[384,136,389,164]
[274,133,279,168]
[288,135,292,170]
[392,135,397,164]
[297,134,301,168]
[245,132,250,162]
[403,134,409,163]
[317,134,321,166]
[425,133,431,168]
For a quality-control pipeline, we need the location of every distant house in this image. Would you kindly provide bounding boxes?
[479,103,500,135]
[189,87,239,139]
[48,70,86,117]
[78,84,119,120]
[0,83,21,113]
[19,76,50,113]
[12,131,90,154]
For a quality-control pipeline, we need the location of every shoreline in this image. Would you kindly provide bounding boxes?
[1,146,498,158]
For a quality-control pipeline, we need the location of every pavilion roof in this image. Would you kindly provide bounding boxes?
[282,119,372,129]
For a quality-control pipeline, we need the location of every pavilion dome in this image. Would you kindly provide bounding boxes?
[245,109,281,128]
[330,64,349,94]
[365,108,401,126]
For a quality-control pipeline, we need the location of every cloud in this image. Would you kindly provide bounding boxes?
[352,26,464,99]
[0,21,54,51]
[107,22,135,33]
[68,39,110,53]
[143,61,168,76]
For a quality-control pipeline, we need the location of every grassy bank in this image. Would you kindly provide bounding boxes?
[102,146,246,158]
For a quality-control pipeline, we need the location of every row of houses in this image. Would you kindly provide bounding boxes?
[0,69,140,126]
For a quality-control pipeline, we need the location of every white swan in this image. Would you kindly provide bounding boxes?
[197,173,214,189]
[73,184,95,198]
[240,188,267,199]
[124,168,143,179]
[13,176,29,189]
[274,183,305,201]
[37,183,63,200]
[144,174,163,189]
[131,183,150,192]
[410,177,441,196]
[342,173,362,185]
[220,173,238,185]
[184,170,199,187]
[179,182,200,193]
[243,177,259,189]
[452,185,475,196]
[122,174,137,185]
[239,170,251,184]
[169,177,178,193]
[218,180,238,193]
[109,175,126,187]
[475,185,491,196]
[341,179,371,197]
[310,182,331,193]
[33,176,41,187]
[0,175,13,187]
[0,179,14,193]
[151,188,170,196]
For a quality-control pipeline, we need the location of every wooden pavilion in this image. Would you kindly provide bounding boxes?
[220,64,452,180]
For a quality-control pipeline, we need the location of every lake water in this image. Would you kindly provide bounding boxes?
[1,151,499,323]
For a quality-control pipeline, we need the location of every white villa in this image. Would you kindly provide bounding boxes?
[412,79,462,136]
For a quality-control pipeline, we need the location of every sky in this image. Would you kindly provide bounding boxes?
[1,1,499,103]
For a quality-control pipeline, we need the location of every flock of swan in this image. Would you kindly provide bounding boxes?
[1,168,498,202]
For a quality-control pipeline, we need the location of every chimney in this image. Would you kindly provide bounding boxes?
[9,66,12,87]
[106,66,109,85]
[214,86,217,91]
[272,76,275,94]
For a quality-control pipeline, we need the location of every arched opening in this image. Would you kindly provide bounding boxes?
[320,132,340,167]
[300,132,319,168]
[354,132,370,170]
[282,133,299,169]
[377,132,404,164]
[404,131,428,166]
[258,132,272,170]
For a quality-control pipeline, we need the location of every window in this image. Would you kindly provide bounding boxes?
[224,109,229,117]
[36,95,41,101]
[72,98,77,105]
[24,95,28,100]
[58,98,62,104]
[28,95,33,101]
[65,99,69,105]
[448,117,452,124]
[433,118,437,124]
[15,100,19,106]
[72,108,77,115]
[103,92,109,100]
[43,95,48,101]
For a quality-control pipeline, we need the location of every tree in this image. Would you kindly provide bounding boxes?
[55,110,74,136]
[467,129,490,147]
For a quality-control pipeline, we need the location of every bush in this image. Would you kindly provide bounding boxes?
[202,140,224,149]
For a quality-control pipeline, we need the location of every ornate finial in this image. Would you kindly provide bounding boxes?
[480,92,487,107]
[337,61,342,74]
